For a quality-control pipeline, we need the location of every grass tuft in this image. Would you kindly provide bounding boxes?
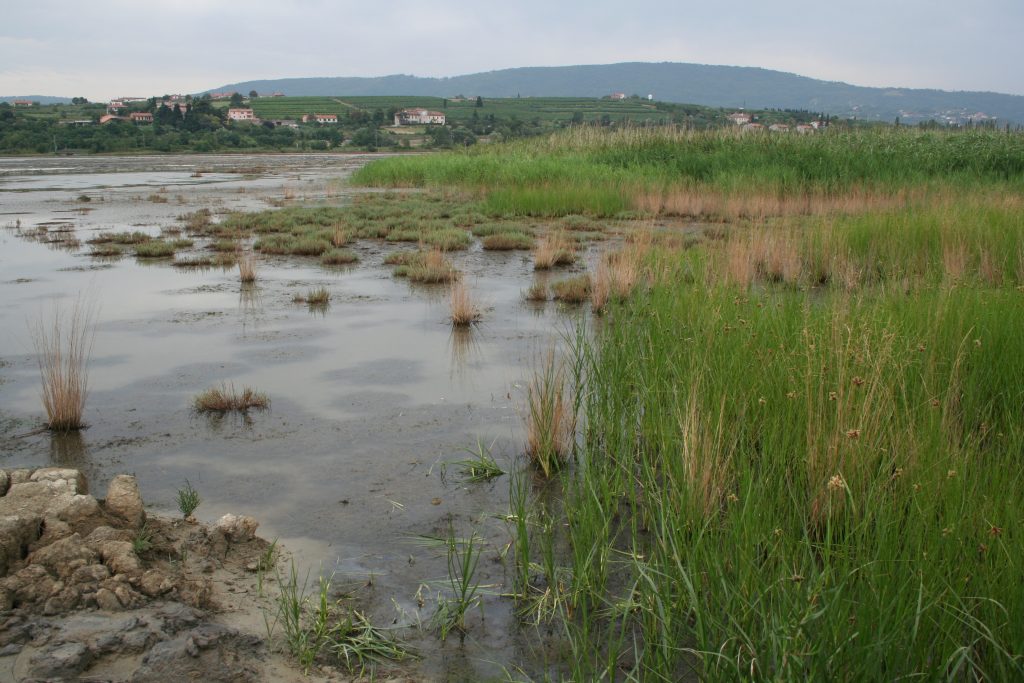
[193,382,270,413]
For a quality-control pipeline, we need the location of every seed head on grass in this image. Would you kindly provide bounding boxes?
[31,298,96,431]
[193,382,270,413]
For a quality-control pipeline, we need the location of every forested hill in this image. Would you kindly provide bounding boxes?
[210,62,1024,124]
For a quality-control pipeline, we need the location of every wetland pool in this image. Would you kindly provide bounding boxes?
[0,153,598,680]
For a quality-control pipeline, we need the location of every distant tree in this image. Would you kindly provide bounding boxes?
[71,97,89,105]
[249,90,259,98]
[229,92,245,107]
[571,111,584,125]
[475,96,483,108]
[443,99,447,109]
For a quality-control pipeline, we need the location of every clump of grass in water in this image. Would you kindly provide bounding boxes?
[533,232,576,270]
[525,351,573,477]
[134,240,176,258]
[449,280,480,326]
[551,274,591,303]
[193,382,270,413]
[431,523,484,642]
[292,287,330,306]
[177,480,201,519]
[320,248,359,266]
[408,249,459,284]
[265,561,411,674]
[449,437,504,482]
[482,231,534,251]
[31,297,96,431]
[238,254,258,283]
[524,280,548,302]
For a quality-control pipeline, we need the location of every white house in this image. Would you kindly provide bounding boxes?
[394,108,446,126]
[227,108,255,121]
[301,114,338,124]
[768,123,790,132]
[728,112,751,126]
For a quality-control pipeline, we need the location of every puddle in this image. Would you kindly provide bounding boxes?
[0,153,591,679]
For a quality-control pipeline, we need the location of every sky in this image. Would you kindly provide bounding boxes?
[2,0,1022,100]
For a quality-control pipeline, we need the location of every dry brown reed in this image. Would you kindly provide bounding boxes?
[942,240,969,283]
[408,249,459,283]
[551,275,591,303]
[524,280,548,302]
[193,383,270,413]
[533,232,576,270]
[238,253,257,283]
[31,298,96,431]
[449,280,481,326]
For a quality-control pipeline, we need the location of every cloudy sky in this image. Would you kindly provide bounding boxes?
[2,0,1022,100]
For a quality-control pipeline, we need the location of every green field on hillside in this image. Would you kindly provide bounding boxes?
[246,95,683,124]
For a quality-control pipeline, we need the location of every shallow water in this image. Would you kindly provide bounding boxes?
[0,153,594,679]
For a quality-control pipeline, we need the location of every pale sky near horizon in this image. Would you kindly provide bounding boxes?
[2,0,1022,100]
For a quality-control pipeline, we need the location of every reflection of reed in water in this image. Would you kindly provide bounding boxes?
[238,282,263,316]
[49,429,87,467]
[449,325,482,380]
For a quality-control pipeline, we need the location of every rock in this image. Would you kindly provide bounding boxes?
[105,475,146,528]
[137,569,174,598]
[27,533,98,579]
[58,493,102,526]
[0,471,9,497]
[95,587,122,611]
[35,517,73,547]
[70,563,110,585]
[0,514,43,577]
[27,641,91,679]
[86,525,130,545]
[0,643,22,656]
[113,584,143,609]
[98,540,142,576]
[30,468,88,494]
[4,565,57,606]
[8,470,31,486]
[42,587,80,615]
[214,514,259,542]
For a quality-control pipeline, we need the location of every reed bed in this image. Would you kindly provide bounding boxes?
[533,232,576,270]
[525,351,573,478]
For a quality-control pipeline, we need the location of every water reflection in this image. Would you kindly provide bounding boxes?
[448,325,481,380]
[49,429,86,467]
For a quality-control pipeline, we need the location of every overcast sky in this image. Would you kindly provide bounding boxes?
[2,0,1022,100]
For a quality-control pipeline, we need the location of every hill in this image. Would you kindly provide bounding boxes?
[209,62,1024,124]
[0,96,72,105]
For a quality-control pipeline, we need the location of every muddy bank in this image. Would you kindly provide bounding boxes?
[0,466,401,683]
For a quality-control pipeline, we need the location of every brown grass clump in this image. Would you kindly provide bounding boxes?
[942,240,969,283]
[533,232,576,270]
[526,351,573,478]
[408,249,459,283]
[238,254,258,283]
[293,287,330,305]
[449,280,481,326]
[193,383,270,413]
[331,226,350,247]
[524,280,548,302]
[31,299,96,431]
[552,275,591,303]
[591,260,612,312]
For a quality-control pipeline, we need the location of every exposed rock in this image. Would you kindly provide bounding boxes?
[58,493,102,526]
[95,587,122,611]
[87,524,131,545]
[98,540,142,576]
[28,533,99,579]
[27,641,92,678]
[70,563,111,585]
[30,467,88,494]
[105,474,146,528]
[8,469,32,486]
[214,514,259,542]
[130,624,260,683]
[137,569,175,598]
[0,514,42,576]
[3,564,57,605]
[0,470,9,497]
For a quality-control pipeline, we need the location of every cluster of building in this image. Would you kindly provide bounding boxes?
[393,108,446,126]
[727,112,823,133]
